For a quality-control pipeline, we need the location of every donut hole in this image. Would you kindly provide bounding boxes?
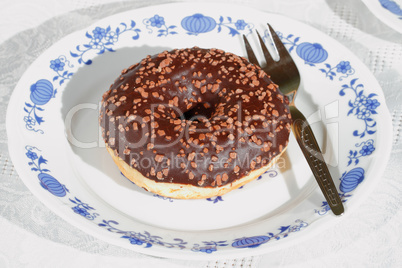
[182,102,216,122]
[99,47,292,195]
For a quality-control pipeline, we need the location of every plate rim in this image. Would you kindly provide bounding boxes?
[361,0,402,34]
[6,2,394,260]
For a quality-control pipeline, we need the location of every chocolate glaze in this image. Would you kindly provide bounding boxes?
[99,47,291,188]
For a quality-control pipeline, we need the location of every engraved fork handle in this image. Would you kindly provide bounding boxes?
[290,106,344,216]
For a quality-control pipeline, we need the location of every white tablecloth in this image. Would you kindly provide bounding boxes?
[1,0,402,267]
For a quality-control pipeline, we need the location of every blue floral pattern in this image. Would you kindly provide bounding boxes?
[339,167,365,193]
[143,15,178,36]
[340,78,380,138]
[206,196,223,203]
[18,10,385,255]
[217,16,254,36]
[348,139,375,166]
[379,0,402,18]
[274,30,380,215]
[274,32,300,53]
[25,146,67,197]
[70,21,141,65]
[277,31,379,139]
[181,14,253,36]
[70,197,99,220]
[336,61,352,73]
[277,32,356,81]
[232,235,270,248]
[276,32,349,77]
[232,220,308,249]
[234,19,247,30]
[50,58,64,72]
[192,241,228,254]
[316,168,364,215]
[25,146,99,213]
[296,42,328,65]
[51,56,74,85]
[181,13,217,35]
[315,195,349,216]
[99,220,187,249]
[24,79,57,134]
[319,61,356,81]
[23,144,311,254]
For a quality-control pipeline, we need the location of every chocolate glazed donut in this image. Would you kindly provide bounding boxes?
[99,47,291,199]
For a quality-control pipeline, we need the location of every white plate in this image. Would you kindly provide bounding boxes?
[362,0,402,33]
[6,3,392,259]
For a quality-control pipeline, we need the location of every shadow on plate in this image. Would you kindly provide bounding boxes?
[60,43,333,210]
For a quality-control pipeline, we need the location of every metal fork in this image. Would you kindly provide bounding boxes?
[243,24,344,216]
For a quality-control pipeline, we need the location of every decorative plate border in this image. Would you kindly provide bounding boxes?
[24,144,308,253]
[22,11,377,253]
[379,0,402,19]
[9,5,390,258]
[362,0,402,34]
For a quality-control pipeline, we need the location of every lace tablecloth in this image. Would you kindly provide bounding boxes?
[1,0,401,267]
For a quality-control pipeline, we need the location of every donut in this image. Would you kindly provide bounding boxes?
[99,47,291,199]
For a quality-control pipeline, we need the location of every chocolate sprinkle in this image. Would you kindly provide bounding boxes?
[100,47,291,187]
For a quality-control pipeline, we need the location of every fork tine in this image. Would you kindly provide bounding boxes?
[242,35,260,67]
[267,23,291,61]
[255,30,275,65]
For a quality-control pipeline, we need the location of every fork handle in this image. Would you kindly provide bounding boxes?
[289,106,344,216]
